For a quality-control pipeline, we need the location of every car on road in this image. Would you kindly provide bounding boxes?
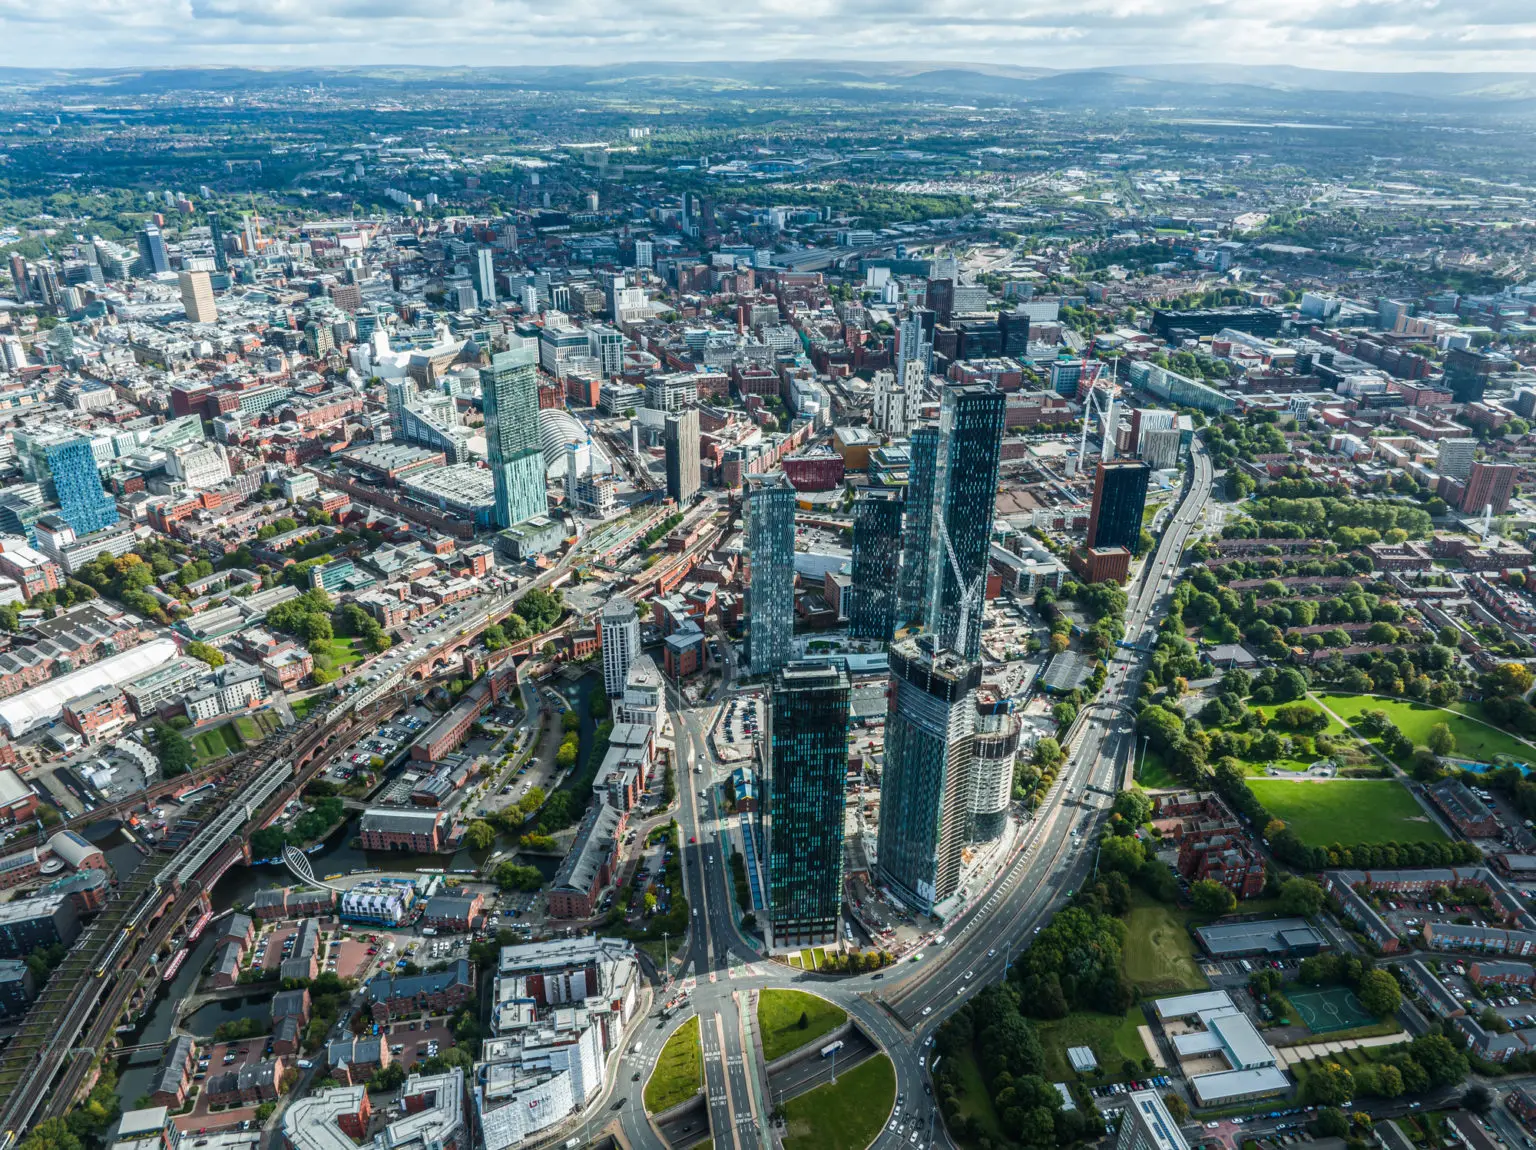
[921,1006,931,1015]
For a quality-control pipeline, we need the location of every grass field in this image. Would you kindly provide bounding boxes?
[644,1017,702,1113]
[290,696,323,721]
[311,636,367,676]
[758,989,847,1062]
[1037,1007,1149,1082]
[1319,693,1534,764]
[782,1053,894,1150]
[949,1046,1005,1142]
[1246,778,1446,845]
[1122,901,1207,993]
[232,711,280,744]
[190,722,243,762]
[1136,745,1182,790]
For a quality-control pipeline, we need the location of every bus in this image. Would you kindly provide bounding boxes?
[821,1041,844,1058]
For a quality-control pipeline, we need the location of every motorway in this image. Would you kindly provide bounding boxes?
[590,444,1217,1150]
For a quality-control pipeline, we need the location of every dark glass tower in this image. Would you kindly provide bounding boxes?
[766,661,851,950]
[849,490,903,642]
[874,636,980,914]
[922,385,1006,660]
[896,425,939,628]
[1086,460,1151,554]
[746,477,796,674]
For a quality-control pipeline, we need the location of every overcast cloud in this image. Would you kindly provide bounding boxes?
[3,0,1536,72]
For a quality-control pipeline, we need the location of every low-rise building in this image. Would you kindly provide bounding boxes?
[366,959,474,1022]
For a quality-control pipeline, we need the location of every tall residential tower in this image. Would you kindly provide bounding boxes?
[766,662,851,951]
[746,477,796,675]
[481,344,546,529]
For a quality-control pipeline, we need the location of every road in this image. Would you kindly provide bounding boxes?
[584,445,1221,1150]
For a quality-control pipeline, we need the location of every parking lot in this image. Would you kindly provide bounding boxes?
[712,693,761,764]
[1380,896,1502,940]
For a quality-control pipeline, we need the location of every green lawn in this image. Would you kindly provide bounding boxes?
[1246,778,1447,845]
[948,1045,1005,1143]
[1122,901,1207,994]
[1037,1007,1150,1082]
[758,989,847,1062]
[290,696,323,721]
[232,711,280,743]
[1318,693,1535,764]
[644,1017,702,1113]
[1136,745,1182,790]
[782,1053,895,1150]
[311,636,367,675]
[190,722,243,762]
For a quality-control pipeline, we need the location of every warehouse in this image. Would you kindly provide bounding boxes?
[1194,917,1327,959]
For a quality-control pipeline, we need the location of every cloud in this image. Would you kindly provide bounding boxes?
[4,0,1536,71]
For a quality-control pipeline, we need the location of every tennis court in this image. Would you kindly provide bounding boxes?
[1289,985,1376,1034]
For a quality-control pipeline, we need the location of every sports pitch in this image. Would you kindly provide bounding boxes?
[1288,985,1376,1034]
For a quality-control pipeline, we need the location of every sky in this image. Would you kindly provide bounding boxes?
[4,0,1536,72]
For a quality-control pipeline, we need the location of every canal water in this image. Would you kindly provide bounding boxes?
[108,668,601,1110]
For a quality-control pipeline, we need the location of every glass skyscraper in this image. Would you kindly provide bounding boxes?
[480,344,546,530]
[896,425,938,628]
[875,636,980,914]
[136,225,170,275]
[922,385,1005,660]
[766,661,851,950]
[746,477,796,674]
[849,489,903,642]
[46,436,118,537]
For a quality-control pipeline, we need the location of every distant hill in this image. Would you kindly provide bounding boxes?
[1,61,1534,115]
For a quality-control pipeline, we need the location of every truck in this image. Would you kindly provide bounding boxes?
[821,1041,844,1058]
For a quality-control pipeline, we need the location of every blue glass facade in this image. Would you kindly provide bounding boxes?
[480,345,546,530]
[746,479,796,674]
[923,385,1005,660]
[766,662,850,950]
[874,637,979,914]
[896,425,938,628]
[849,490,903,642]
[46,438,117,537]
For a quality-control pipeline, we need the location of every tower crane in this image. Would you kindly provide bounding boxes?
[938,516,988,658]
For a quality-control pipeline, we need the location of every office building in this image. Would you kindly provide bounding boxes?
[136,226,169,275]
[746,477,796,675]
[634,239,653,269]
[1087,460,1151,554]
[849,490,903,642]
[1462,461,1518,516]
[1444,347,1494,405]
[766,662,851,951]
[178,270,217,323]
[480,344,547,529]
[664,409,701,505]
[599,596,641,701]
[1116,1090,1190,1150]
[46,437,118,538]
[922,386,1006,660]
[875,637,980,915]
[897,425,939,628]
[1438,438,1477,482]
[473,246,497,305]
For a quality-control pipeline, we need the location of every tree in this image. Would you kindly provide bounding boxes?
[185,640,226,668]
[1279,878,1326,917]
[1491,662,1534,697]
[1426,722,1456,756]
[1032,738,1064,769]
[1112,789,1153,826]
[464,821,496,851]
[1099,835,1146,875]
[1314,1108,1350,1138]
[1463,1084,1493,1113]
[1052,702,1078,728]
[154,723,196,777]
[797,1011,809,1030]
[1161,1092,1188,1122]
[1357,969,1401,1017]
[1308,1062,1355,1106]
[1191,879,1236,916]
